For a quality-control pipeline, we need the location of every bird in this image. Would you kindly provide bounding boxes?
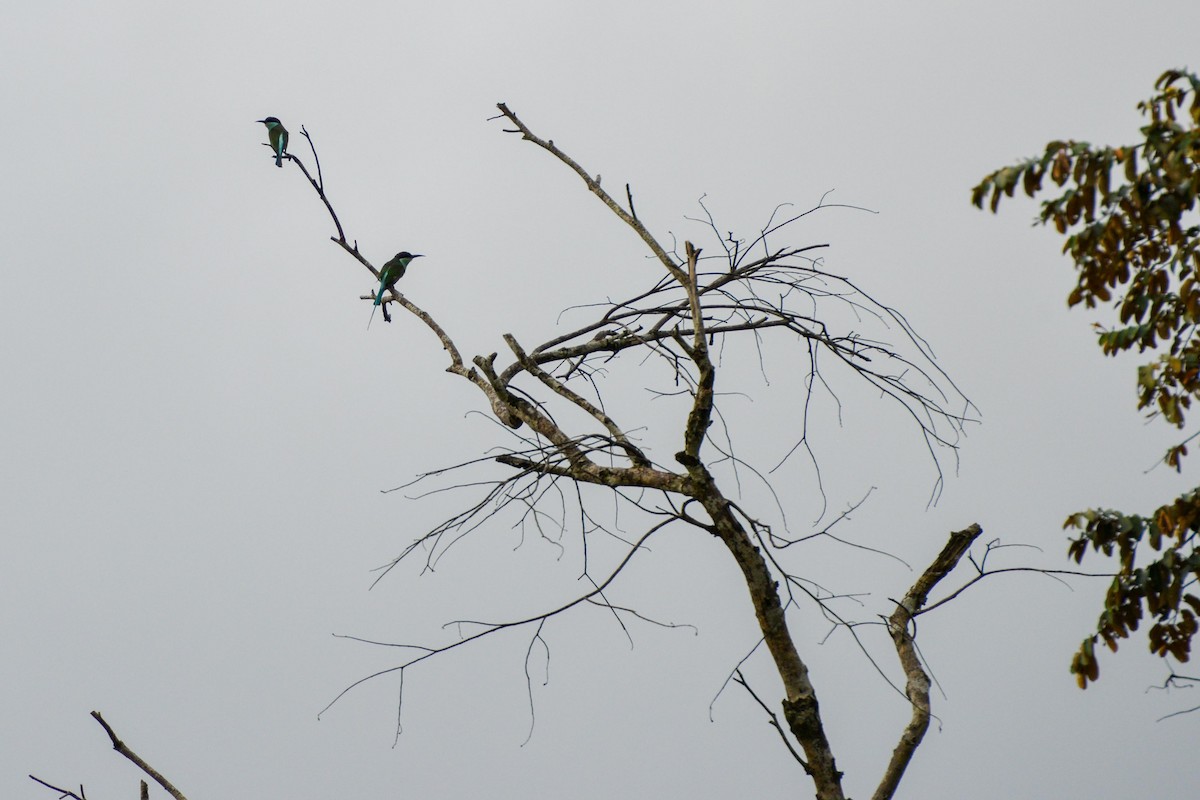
[368,252,424,328]
[256,116,289,167]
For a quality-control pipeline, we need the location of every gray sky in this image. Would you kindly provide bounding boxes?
[4,2,1199,798]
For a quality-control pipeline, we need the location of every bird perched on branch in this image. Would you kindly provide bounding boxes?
[368,251,423,329]
[256,116,289,167]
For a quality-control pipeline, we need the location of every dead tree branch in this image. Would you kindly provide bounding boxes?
[30,713,188,800]
[91,712,188,800]
[872,524,983,800]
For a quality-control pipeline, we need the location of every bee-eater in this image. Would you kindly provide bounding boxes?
[256,116,289,167]
[368,252,424,329]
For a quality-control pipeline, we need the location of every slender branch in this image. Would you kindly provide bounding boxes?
[296,126,350,245]
[91,712,189,800]
[494,103,686,283]
[28,775,87,800]
[917,565,1116,617]
[585,598,699,634]
[733,670,810,771]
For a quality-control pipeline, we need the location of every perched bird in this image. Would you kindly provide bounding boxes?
[368,252,424,328]
[256,116,289,167]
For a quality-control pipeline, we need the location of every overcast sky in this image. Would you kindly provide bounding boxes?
[5,2,1200,798]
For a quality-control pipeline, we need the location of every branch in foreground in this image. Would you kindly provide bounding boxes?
[92,712,189,800]
[30,713,188,800]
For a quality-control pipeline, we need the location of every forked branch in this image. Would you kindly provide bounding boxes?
[872,524,983,800]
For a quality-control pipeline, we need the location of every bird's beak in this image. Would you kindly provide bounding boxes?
[413,254,424,259]
[255,119,266,124]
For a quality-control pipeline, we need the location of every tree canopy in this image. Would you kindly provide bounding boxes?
[973,69,1200,688]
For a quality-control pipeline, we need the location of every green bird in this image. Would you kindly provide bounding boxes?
[368,251,424,328]
[256,116,289,167]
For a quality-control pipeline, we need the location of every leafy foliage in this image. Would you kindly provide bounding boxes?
[973,69,1200,687]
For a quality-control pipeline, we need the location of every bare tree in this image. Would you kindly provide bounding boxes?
[34,105,987,800]
[305,105,978,800]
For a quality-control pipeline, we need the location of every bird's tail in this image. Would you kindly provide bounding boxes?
[367,273,389,329]
[275,152,283,168]
[368,292,384,329]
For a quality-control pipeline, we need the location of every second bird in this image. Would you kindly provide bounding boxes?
[257,116,289,167]
[368,251,424,328]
